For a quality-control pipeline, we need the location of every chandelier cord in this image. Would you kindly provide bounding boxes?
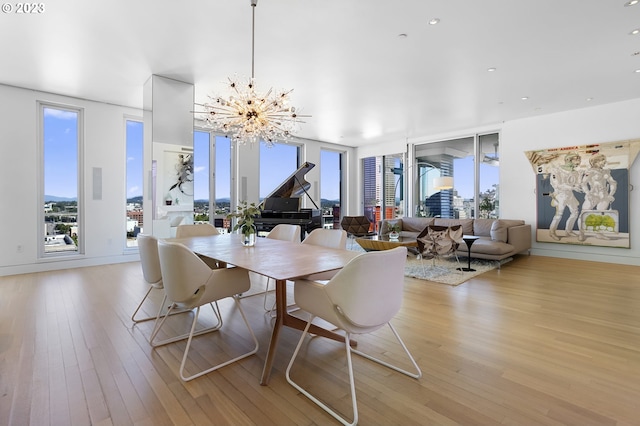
[251,0,256,79]
[197,0,307,146]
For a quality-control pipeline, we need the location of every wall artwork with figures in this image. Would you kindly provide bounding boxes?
[525,139,640,248]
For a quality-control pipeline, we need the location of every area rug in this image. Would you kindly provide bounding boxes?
[403,256,511,286]
[347,242,510,286]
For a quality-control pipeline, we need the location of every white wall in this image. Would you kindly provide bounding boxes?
[501,98,640,265]
[0,84,140,276]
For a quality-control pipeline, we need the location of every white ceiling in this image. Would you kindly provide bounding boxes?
[2,0,639,147]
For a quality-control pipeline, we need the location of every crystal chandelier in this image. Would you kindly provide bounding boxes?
[197,0,307,147]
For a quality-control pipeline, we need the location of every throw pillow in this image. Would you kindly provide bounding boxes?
[490,220,508,242]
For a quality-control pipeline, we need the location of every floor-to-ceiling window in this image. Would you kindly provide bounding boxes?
[479,133,500,218]
[362,156,379,226]
[213,135,232,226]
[386,154,405,219]
[414,132,499,219]
[361,153,404,231]
[320,149,342,229]
[125,118,143,247]
[40,103,83,256]
[193,130,210,222]
[193,130,232,229]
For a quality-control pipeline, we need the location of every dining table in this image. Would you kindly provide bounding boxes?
[172,233,360,385]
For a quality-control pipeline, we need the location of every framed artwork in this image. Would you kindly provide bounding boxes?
[163,150,194,201]
[525,139,640,248]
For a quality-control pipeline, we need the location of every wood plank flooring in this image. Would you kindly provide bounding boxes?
[1,254,639,425]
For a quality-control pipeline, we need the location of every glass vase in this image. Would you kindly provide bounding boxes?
[240,224,257,247]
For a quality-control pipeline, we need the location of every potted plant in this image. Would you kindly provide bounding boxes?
[388,223,400,240]
[227,201,261,246]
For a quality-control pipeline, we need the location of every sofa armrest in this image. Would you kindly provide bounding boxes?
[507,224,531,255]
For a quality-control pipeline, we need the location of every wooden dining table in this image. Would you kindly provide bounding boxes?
[172,233,360,385]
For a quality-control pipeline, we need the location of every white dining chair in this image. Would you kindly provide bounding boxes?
[131,233,165,323]
[132,233,190,324]
[175,223,219,238]
[152,240,259,381]
[175,223,225,268]
[300,228,348,281]
[286,246,421,425]
[302,228,347,249]
[245,224,301,311]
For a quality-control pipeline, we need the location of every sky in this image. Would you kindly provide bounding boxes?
[44,107,79,198]
[454,156,499,199]
[126,120,144,199]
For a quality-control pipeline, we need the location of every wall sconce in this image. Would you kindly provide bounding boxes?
[433,176,454,190]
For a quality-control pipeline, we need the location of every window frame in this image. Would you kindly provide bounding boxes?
[320,148,345,228]
[124,115,144,249]
[193,127,234,228]
[411,131,500,219]
[38,101,85,259]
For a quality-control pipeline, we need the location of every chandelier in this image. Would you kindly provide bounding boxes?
[197,0,307,147]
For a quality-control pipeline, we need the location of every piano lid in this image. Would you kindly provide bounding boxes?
[264,161,315,199]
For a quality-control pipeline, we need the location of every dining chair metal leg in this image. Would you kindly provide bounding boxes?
[179,295,259,381]
[131,286,192,323]
[286,316,421,426]
[149,298,223,347]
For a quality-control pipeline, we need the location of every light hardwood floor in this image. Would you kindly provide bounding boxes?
[1,255,639,425]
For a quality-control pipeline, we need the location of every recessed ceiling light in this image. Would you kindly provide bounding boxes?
[624,0,638,6]
[487,67,497,72]
[521,96,529,100]
[586,97,594,101]
[398,33,408,38]
[635,69,640,73]
[631,28,640,35]
[428,18,440,25]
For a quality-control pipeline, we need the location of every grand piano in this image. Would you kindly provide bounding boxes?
[254,161,324,237]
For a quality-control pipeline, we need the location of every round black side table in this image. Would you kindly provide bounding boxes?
[457,235,480,272]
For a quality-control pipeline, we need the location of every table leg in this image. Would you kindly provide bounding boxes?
[457,240,477,272]
[260,279,286,385]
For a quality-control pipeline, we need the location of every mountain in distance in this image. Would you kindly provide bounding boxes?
[45,195,77,202]
[127,196,143,203]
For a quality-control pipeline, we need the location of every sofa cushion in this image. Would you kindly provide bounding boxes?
[433,218,473,235]
[490,220,508,242]
[401,217,434,233]
[473,218,494,237]
[466,237,515,255]
[490,219,525,242]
